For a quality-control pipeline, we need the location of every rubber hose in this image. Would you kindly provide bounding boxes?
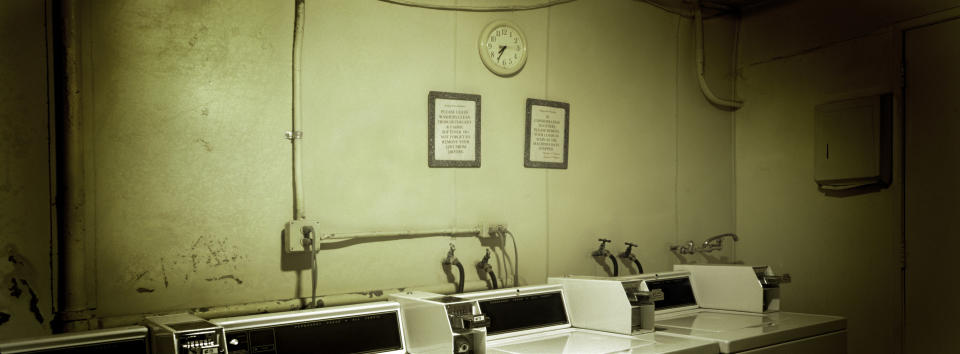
[488,271,498,289]
[608,255,619,276]
[633,259,644,274]
[455,262,465,293]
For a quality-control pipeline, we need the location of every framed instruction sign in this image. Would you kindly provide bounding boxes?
[524,98,569,169]
[428,91,481,168]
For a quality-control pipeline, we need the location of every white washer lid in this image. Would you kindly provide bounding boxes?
[654,311,846,353]
[487,329,718,354]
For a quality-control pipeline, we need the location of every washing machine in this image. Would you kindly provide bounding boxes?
[0,325,149,354]
[393,284,718,354]
[209,301,406,354]
[624,267,846,353]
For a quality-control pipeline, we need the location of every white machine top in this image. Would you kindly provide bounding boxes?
[487,328,717,354]
[487,329,718,354]
[628,271,846,353]
[654,310,845,353]
[457,284,718,354]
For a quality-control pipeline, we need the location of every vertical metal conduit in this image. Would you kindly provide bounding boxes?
[291,0,306,221]
[53,0,91,331]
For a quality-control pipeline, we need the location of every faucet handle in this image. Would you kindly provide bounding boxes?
[598,238,612,244]
[624,241,638,247]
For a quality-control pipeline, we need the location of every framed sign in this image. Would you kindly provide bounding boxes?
[428,91,481,168]
[524,98,569,169]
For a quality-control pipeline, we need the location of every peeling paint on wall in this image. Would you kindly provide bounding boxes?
[352,290,384,298]
[2,245,45,326]
[8,278,21,298]
[205,275,242,285]
[22,280,42,323]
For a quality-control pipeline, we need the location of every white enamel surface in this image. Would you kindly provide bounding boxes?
[488,329,718,354]
[548,277,635,335]
[673,265,765,313]
[655,310,846,353]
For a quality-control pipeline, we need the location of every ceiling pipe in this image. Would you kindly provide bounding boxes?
[53,0,94,332]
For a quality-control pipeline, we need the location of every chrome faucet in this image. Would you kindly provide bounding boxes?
[701,233,738,252]
[592,238,613,258]
[670,240,697,255]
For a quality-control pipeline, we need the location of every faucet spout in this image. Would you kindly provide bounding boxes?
[701,233,738,252]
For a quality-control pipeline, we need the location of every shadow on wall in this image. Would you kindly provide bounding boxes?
[818,182,887,198]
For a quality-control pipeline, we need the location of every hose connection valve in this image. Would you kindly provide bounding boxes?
[591,238,613,257]
[443,243,461,265]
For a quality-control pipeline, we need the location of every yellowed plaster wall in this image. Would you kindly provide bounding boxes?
[546,1,681,277]
[735,32,900,354]
[732,2,960,353]
[62,0,737,322]
[0,1,54,340]
[676,15,738,265]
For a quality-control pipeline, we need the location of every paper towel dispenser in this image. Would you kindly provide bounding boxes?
[814,93,892,190]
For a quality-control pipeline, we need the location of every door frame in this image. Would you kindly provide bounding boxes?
[893,8,960,353]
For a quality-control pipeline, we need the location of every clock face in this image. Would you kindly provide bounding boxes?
[478,21,527,76]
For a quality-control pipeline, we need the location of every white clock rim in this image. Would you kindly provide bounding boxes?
[478,20,528,77]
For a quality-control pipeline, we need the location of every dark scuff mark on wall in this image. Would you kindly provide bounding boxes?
[195,138,213,152]
[205,275,242,285]
[353,290,385,298]
[23,281,43,323]
[136,287,155,293]
[0,312,10,326]
[134,271,148,281]
[3,245,44,324]
[160,258,169,288]
[9,277,22,298]
[8,255,23,266]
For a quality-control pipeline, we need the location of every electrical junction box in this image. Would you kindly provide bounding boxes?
[814,93,892,190]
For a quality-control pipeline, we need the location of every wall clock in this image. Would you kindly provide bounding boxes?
[478,20,528,77]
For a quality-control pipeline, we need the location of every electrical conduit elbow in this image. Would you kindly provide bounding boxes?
[694,0,743,109]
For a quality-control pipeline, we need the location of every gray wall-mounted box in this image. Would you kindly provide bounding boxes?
[814,94,892,190]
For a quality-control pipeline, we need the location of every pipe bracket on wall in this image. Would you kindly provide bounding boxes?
[285,130,303,140]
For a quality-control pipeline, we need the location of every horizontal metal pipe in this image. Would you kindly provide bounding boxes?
[95,281,489,329]
[321,227,483,240]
